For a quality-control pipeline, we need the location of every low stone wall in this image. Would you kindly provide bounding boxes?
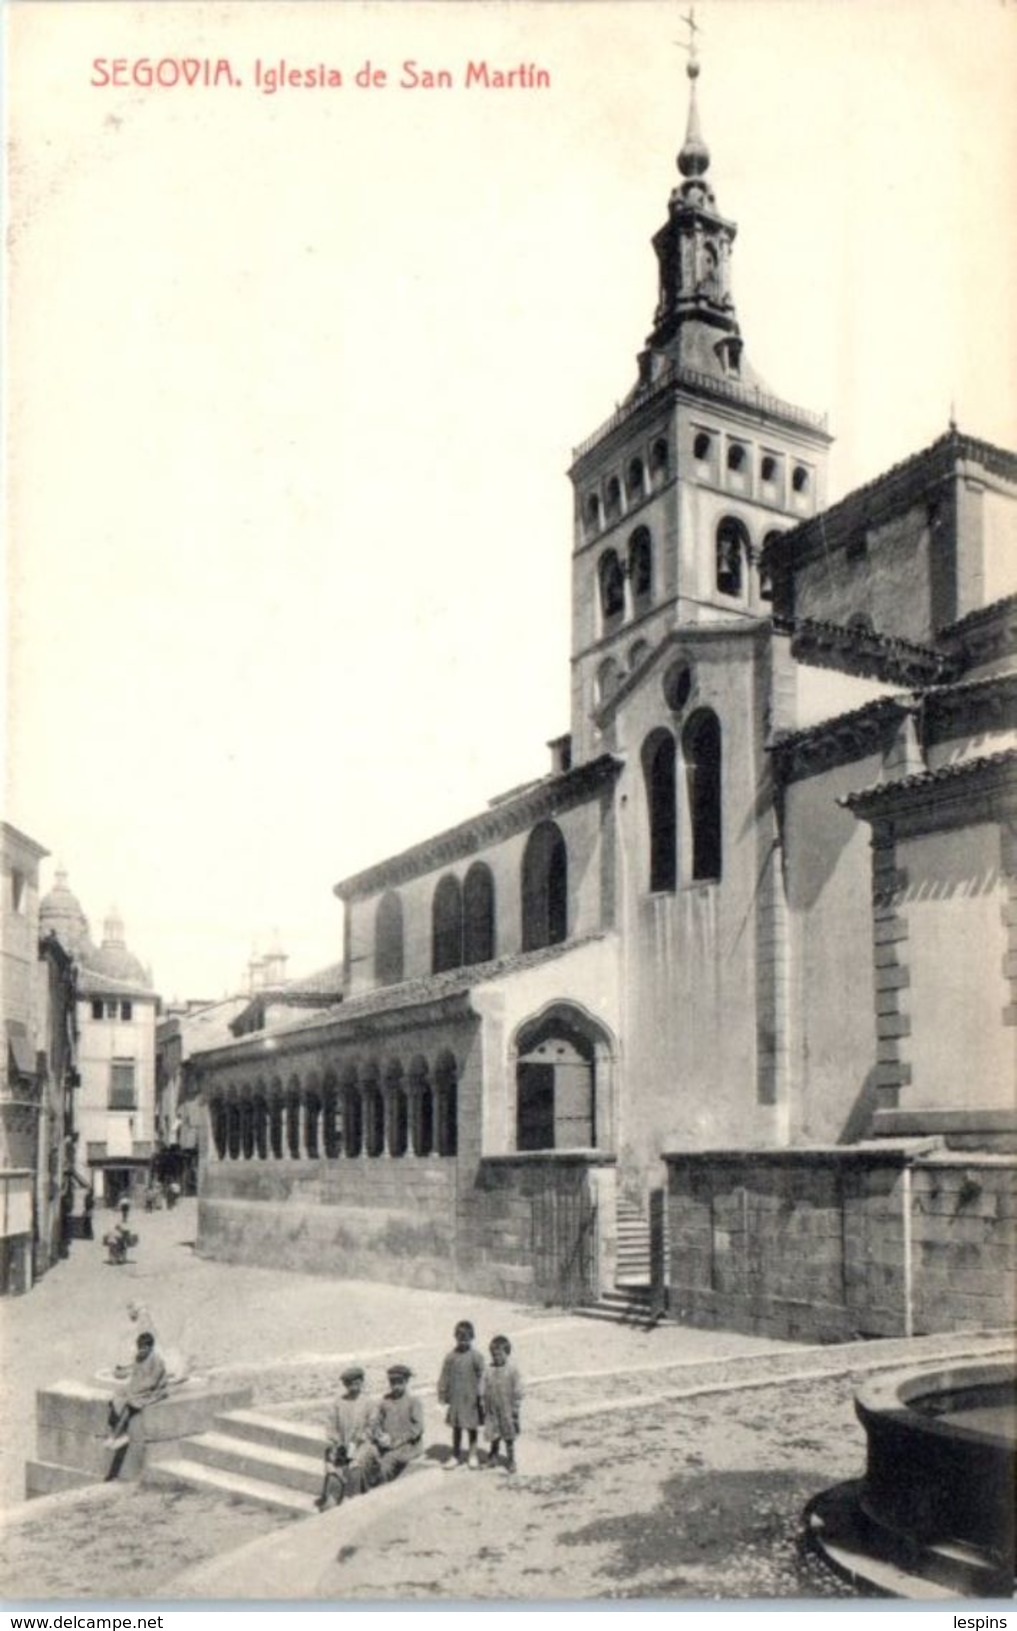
[199,1156,458,1289]
[198,1150,617,1305]
[26,1377,254,1498]
[665,1148,1017,1343]
[458,1154,616,1304]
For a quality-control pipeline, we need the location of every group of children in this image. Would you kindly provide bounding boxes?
[317,1319,523,1510]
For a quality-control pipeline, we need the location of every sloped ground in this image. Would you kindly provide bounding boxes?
[2,1200,1010,1603]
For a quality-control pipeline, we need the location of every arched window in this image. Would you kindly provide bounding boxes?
[322,1075,341,1158]
[269,1091,284,1160]
[598,550,625,622]
[463,863,495,966]
[212,1101,228,1160]
[650,437,670,487]
[683,709,722,882]
[303,1085,321,1160]
[716,517,749,598]
[521,821,568,952]
[626,457,645,503]
[604,475,622,522]
[643,729,677,892]
[515,1010,599,1151]
[760,454,778,483]
[385,1062,408,1158]
[241,1098,255,1160]
[597,657,621,705]
[409,1057,433,1157]
[286,1084,301,1158]
[435,1051,458,1157]
[760,531,784,603]
[629,639,650,670]
[584,492,601,536]
[342,1071,362,1158]
[375,891,404,987]
[727,443,746,473]
[253,1095,269,1160]
[226,1101,241,1161]
[792,464,810,494]
[693,431,712,462]
[432,873,463,974]
[363,1072,384,1158]
[628,527,652,608]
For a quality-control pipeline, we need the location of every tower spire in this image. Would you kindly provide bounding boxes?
[677,7,709,180]
[641,4,741,369]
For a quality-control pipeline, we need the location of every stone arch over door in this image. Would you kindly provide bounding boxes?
[510,1003,617,1153]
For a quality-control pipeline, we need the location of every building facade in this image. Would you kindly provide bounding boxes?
[39,874,159,1210]
[1,825,79,1293]
[190,48,1016,1335]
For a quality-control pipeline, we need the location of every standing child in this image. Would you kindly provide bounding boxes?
[437,1319,485,1470]
[316,1363,379,1509]
[483,1334,523,1473]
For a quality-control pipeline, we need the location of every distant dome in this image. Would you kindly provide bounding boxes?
[88,908,151,988]
[39,867,96,962]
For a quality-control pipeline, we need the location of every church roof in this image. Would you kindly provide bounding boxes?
[839,747,1017,818]
[333,754,622,901]
[765,428,1017,573]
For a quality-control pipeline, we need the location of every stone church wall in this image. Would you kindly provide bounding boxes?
[666,1148,1017,1343]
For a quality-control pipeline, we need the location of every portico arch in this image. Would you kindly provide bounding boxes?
[511,1003,617,1153]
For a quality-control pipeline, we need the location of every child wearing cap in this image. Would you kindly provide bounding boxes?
[316,1363,380,1510]
[437,1319,486,1470]
[483,1334,523,1473]
[372,1364,424,1483]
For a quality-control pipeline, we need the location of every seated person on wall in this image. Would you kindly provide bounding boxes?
[108,1301,190,1389]
[104,1332,168,1460]
[372,1365,424,1483]
[315,1364,380,1510]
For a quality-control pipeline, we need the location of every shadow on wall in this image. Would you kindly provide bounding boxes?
[837,1065,882,1146]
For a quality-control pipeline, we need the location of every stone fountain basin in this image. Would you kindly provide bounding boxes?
[855,1360,1015,1570]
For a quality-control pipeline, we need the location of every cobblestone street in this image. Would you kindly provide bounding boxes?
[1,1200,1009,1602]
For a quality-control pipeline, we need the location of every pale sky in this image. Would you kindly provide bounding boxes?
[5,0,1016,1000]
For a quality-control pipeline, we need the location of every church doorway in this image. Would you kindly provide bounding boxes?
[512,1005,614,1152]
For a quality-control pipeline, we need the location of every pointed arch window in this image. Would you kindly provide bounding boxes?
[597,657,621,706]
[463,862,495,966]
[375,890,404,987]
[716,517,749,598]
[521,820,568,952]
[598,550,625,623]
[683,709,722,882]
[432,873,464,974]
[628,527,653,610]
[643,729,677,892]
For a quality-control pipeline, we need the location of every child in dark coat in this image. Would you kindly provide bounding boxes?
[437,1319,485,1470]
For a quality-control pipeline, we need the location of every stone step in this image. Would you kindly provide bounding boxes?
[147,1456,312,1515]
[186,1430,323,1495]
[213,1408,325,1460]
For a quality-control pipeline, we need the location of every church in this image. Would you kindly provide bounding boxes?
[191,40,1016,1341]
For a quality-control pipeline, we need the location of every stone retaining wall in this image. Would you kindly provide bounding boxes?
[666,1148,1017,1343]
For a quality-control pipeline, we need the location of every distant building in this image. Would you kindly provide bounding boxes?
[0,826,78,1292]
[39,873,158,1209]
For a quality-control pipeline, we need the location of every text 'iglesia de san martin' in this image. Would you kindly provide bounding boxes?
[185,35,1017,1344]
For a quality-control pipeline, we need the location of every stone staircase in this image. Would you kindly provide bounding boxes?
[148,1407,325,1516]
[576,1198,668,1327]
[615,1197,652,1285]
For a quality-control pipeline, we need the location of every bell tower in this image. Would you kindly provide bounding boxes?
[567,17,833,765]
